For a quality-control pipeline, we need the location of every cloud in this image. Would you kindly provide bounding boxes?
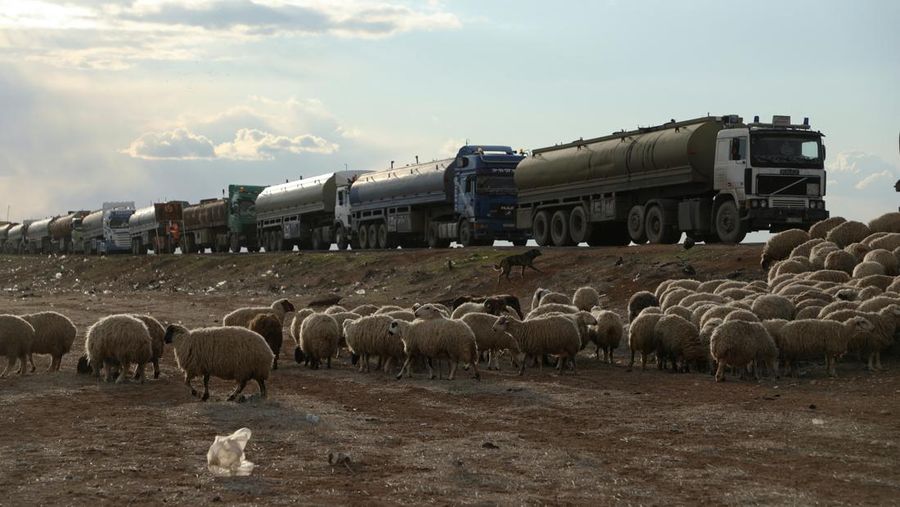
[215,128,339,160]
[123,127,217,160]
[823,150,899,223]
[854,170,894,190]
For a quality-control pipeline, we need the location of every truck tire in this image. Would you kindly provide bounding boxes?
[532,211,551,246]
[427,224,450,248]
[627,205,648,244]
[511,239,528,247]
[715,200,747,244]
[644,206,680,244]
[458,221,475,247]
[230,234,241,253]
[550,209,574,247]
[377,223,389,249]
[336,226,349,250]
[367,224,379,250]
[357,225,369,250]
[310,233,323,251]
[568,206,591,245]
[274,233,284,252]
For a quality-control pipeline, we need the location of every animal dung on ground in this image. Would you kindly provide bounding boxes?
[207,427,255,477]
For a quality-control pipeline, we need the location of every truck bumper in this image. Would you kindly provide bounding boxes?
[746,207,829,232]
[473,221,528,241]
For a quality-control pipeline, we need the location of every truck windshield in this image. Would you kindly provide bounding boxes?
[750,133,823,169]
[109,216,129,228]
[236,200,255,215]
[476,175,516,195]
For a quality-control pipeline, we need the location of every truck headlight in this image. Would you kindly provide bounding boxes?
[806,183,820,196]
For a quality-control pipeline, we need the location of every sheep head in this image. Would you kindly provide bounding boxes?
[492,315,510,333]
[76,354,92,374]
[276,299,296,313]
[387,320,408,337]
[413,304,444,320]
[483,297,508,316]
[164,324,190,344]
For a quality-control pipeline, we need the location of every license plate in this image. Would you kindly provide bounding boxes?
[787,217,802,223]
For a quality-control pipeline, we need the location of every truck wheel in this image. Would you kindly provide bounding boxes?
[336,226,349,250]
[511,239,528,247]
[377,223,389,249]
[274,233,284,252]
[644,206,680,244]
[533,211,551,246]
[568,206,591,244]
[310,233,322,251]
[458,221,475,247]
[230,234,241,253]
[358,225,369,250]
[367,224,379,250]
[550,210,574,247]
[715,200,747,244]
[627,206,648,244]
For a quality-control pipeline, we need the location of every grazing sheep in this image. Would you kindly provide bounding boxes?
[131,314,166,379]
[526,303,580,319]
[697,279,729,293]
[776,318,874,377]
[391,318,480,380]
[21,311,76,373]
[809,241,841,269]
[297,313,340,369]
[628,291,660,322]
[844,242,872,263]
[374,305,405,315]
[164,324,273,401]
[864,249,898,276]
[451,302,487,319]
[324,305,347,315]
[85,314,152,383]
[826,221,872,248]
[824,250,858,274]
[818,300,859,318]
[459,313,520,371]
[350,304,379,316]
[698,317,721,350]
[868,233,900,252]
[588,308,624,364]
[536,292,571,307]
[710,320,779,382]
[857,296,900,313]
[852,275,893,292]
[699,306,741,329]
[770,260,809,280]
[809,216,846,239]
[795,306,825,319]
[664,305,694,323]
[343,315,403,373]
[790,238,826,259]
[888,277,900,295]
[691,303,718,328]
[547,311,598,349]
[868,212,900,234]
[223,298,295,327]
[249,314,283,370]
[660,288,695,311]
[680,292,727,308]
[452,295,524,319]
[328,311,361,351]
[654,314,706,372]
[804,269,851,284]
[628,311,665,370]
[853,261,886,279]
[824,307,899,371]
[572,286,601,312]
[713,281,749,295]
[288,308,315,349]
[530,288,551,311]
[749,294,794,321]
[761,229,810,270]
[723,309,761,323]
[385,310,416,322]
[0,315,35,377]
[492,315,580,375]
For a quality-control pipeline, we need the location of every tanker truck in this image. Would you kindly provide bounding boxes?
[182,185,266,254]
[49,211,90,254]
[81,202,135,255]
[25,217,58,254]
[514,114,829,245]
[6,220,33,254]
[256,171,369,251]
[349,145,527,249]
[0,223,15,252]
[129,201,186,254]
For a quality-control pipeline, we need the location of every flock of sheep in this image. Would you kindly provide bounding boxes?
[0,212,898,399]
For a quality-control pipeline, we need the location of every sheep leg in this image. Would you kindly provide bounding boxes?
[395,356,413,380]
[448,361,457,380]
[0,357,11,377]
[326,356,332,369]
[116,361,131,384]
[427,358,436,380]
[640,352,647,371]
[826,355,837,378]
[28,353,36,373]
[227,380,248,402]
[272,357,278,371]
[184,373,198,397]
[48,355,60,373]
[715,362,726,382]
[257,378,267,399]
[201,373,211,401]
[518,354,528,376]
[875,352,883,371]
[570,356,577,376]
[471,360,480,381]
[866,353,875,372]
[628,350,635,371]
[134,363,146,384]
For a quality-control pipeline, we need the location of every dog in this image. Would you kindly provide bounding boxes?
[493,249,542,285]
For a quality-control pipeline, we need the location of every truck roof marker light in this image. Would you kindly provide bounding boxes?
[754,115,760,123]
[803,117,809,126]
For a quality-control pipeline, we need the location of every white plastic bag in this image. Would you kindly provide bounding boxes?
[207,427,255,477]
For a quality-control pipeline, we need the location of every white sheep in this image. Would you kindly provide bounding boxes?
[761,228,810,270]
[131,314,166,379]
[324,305,347,315]
[750,294,794,321]
[844,242,872,263]
[775,317,874,377]
[868,233,900,252]
[297,313,340,369]
[21,311,76,373]
[868,212,900,234]
[654,314,706,373]
[0,315,35,377]
[823,250,858,274]
[526,303,580,319]
[492,315,580,375]
[374,305,405,314]
[536,291,571,307]
[223,298,295,327]
[588,308,624,364]
[288,308,315,353]
[343,315,404,373]
[390,318,480,381]
[789,238,826,259]
[530,288,551,311]
[853,261,886,278]
[459,313,520,371]
[627,291,660,322]
[826,221,872,248]
[85,314,153,383]
[824,307,899,371]
[350,304,379,316]
[627,311,664,371]
[572,286,601,311]
[863,249,899,276]
[710,320,778,382]
[809,216,846,239]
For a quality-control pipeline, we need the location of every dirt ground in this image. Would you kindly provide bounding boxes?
[1,245,898,505]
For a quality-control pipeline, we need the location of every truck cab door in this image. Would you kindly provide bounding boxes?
[335,187,350,228]
[455,173,476,218]
[714,134,748,200]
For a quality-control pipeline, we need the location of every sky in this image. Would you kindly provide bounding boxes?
[0,0,898,231]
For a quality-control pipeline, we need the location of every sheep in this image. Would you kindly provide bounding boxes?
[823,250,858,275]
[857,296,900,313]
[690,303,718,328]
[698,317,721,350]
[350,304,379,316]
[658,279,701,298]
[770,260,809,280]
[328,311,361,352]
[627,311,665,370]
[164,324,272,401]
[296,313,340,369]
[547,311,598,349]
[853,261,886,278]
[412,302,452,316]
[0,315,35,377]
[726,300,752,311]
[660,288,695,310]
[451,295,523,319]
[680,292,727,308]
[710,320,779,382]
[343,315,404,373]
[864,249,898,276]
[844,242,872,263]
[826,221,872,248]
[588,308,624,363]
[451,300,500,319]
[775,317,874,377]
[385,310,416,322]
[852,275,894,292]
[750,294,794,321]
[804,269,851,284]
[627,291,660,322]
[664,305,694,323]
[719,288,756,301]
[761,228,809,270]
[536,291,571,307]
[572,286,601,311]
[697,279,729,293]
[223,298,295,327]
[824,307,899,371]
[492,315,580,375]
[713,281,749,295]
[131,314,166,379]
[809,216,846,239]
[21,311,76,373]
[809,241,840,269]
[374,305,405,315]
[654,314,706,372]
[249,314,283,370]
[888,277,900,295]
[391,318,480,380]
[85,314,152,383]
[790,238,826,259]
[459,313,520,370]
[861,232,889,247]
[530,288,551,311]
[795,306,825,320]
[818,300,859,317]
[526,303,580,320]
[868,233,900,252]
[868,212,900,234]
[324,305,347,315]
[288,308,315,349]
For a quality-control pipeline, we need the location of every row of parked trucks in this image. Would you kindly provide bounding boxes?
[0,114,831,254]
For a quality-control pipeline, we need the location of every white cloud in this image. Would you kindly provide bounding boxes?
[123,127,217,160]
[854,170,894,190]
[214,128,338,160]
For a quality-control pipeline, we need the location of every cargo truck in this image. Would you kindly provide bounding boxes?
[0,223,15,252]
[256,171,369,252]
[349,145,527,249]
[129,201,186,254]
[514,115,829,245]
[6,220,33,254]
[182,185,266,253]
[81,202,135,255]
[26,217,58,254]
[49,211,89,254]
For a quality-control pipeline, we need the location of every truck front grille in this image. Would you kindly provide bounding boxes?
[756,175,819,196]
[770,198,807,209]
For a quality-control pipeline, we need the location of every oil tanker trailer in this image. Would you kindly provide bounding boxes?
[0,223,15,252]
[515,114,829,245]
[5,220,33,254]
[81,202,135,255]
[25,216,58,254]
[256,171,369,252]
[49,211,89,254]
[129,201,186,254]
[182,185,266,253]
[349,145,527,249]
